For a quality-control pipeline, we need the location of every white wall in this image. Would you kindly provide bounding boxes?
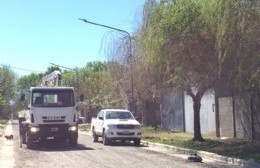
[184,90,216,135]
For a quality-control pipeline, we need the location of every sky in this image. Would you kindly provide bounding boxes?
[0,0,145,77]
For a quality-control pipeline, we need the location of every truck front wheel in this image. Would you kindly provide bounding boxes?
[21,132,26,144]
[26,133,34,149]
[69,137,78,147]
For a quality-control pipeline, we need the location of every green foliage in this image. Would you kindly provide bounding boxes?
[45,66,62,75]
[62,61,116,110]
[0,95,6,106]
[17,73,43,89]
[78,123,91,132]
[0,65,17,117]
[0,65,17,104]
[138,0,260,141]
[213,0,260,91]
[140,0,259,91]
[79,61,111,106]
[0,119,8,125]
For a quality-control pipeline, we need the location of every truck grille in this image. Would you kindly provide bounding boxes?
[42,116,65,122]
[39,124,69,137]
[117,125,135,129]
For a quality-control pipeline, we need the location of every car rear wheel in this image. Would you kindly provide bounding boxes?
[92,128,98,142]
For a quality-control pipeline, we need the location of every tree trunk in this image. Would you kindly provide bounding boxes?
[192,97,204,141]
[144,99,159,127]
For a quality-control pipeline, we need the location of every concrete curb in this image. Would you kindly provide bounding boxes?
[141,140,260,168]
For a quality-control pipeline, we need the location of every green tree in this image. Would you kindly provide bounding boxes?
[138,0,259,141]
[63,61,113,110]
[17,73,42,91]
[0,65,17,116]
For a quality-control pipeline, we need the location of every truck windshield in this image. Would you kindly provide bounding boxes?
[32,89,75,107]
[106,111,134,120]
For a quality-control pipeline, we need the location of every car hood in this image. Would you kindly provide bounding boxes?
[106,119,140,125]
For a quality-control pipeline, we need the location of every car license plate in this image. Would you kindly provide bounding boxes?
[51,127,59,132]
[122,131,129,135]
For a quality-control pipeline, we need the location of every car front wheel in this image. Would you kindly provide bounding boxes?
[134,139,141,147]
[102,131,110,145]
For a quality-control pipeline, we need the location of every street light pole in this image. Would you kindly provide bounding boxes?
[79,18,135,113]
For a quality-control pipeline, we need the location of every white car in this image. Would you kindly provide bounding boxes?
[91,109,141,146]
[76,116,86,124]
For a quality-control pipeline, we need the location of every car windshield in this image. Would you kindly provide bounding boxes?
[32,89,75,107]
[105,111,134,120]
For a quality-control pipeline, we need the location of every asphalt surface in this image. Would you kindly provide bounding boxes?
[0,121,259,168]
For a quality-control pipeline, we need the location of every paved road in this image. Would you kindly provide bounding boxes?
[0,121,242,168]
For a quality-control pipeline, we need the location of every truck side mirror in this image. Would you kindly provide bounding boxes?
[80,94,84,102]
[98,117,103,120]
[21,93,25,102]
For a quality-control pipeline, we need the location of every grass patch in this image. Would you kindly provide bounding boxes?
[141,126,260,163]
[78,123,91,132]
[0,119,8,125]
[0,119,8,131]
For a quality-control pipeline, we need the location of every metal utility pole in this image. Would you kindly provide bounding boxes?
[79,18,135,113]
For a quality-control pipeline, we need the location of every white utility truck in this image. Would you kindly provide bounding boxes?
[91,109,142,146]
[20,71,81,149]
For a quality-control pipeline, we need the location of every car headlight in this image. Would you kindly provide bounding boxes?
[30,127,39,133]
[69,125,77,131]
[134,125,141,129]
[107,125,117,129]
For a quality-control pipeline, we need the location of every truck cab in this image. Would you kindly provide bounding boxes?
[19,71,79,149]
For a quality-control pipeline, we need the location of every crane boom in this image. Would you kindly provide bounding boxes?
[41,70,62,87]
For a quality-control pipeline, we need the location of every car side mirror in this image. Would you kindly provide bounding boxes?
[98,117,104,120]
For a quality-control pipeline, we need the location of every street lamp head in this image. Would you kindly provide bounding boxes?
[78,18,88,22]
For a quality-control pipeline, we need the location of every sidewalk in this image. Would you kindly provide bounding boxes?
[140,140,260,168]
[0,121,15,168]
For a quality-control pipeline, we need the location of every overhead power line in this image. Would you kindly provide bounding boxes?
[0,65,44,73]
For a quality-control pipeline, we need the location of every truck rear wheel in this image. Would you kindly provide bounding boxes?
[21,133,26,144]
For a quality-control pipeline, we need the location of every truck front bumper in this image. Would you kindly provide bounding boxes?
[27,124,78,141]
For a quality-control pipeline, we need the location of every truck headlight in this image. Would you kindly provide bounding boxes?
[30,127,39,133]
[69,125,77,131]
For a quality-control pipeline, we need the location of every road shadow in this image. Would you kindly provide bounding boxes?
[27,141,94,152]
[95,140,146,147]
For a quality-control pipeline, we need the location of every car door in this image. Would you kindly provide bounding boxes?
[96,111,104,135]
